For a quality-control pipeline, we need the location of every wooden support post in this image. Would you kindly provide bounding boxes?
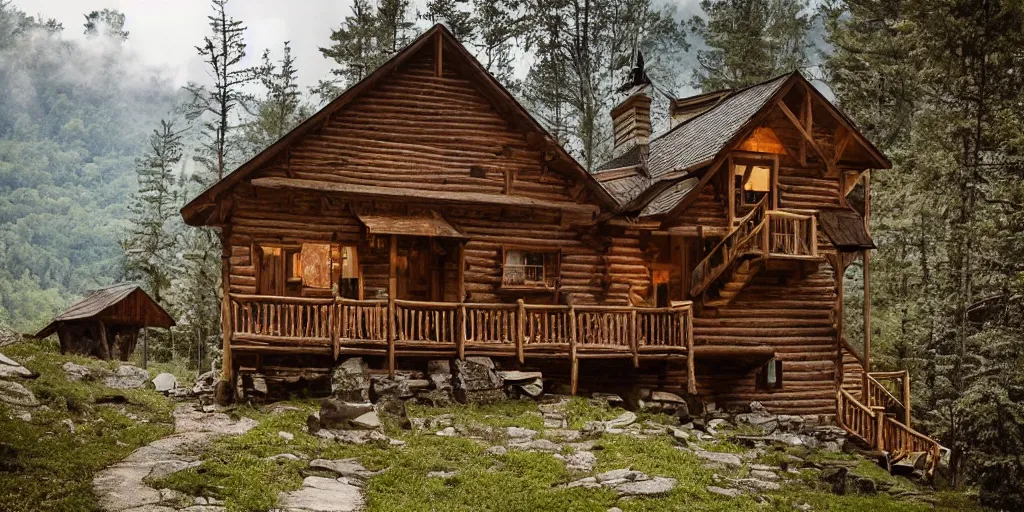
[569,304,578,395]
[388,235,397,377]
[219,229,233,387]
[903,370,912,428]
[142,328,148,369]
[457,303,466,360]
[516,299,525,364]
[630,309,638,368]
[686,305,696,395]
[872,406,885,450]
[835,256,845,394]
[726,154,735,227]
[862,251,872,402]
[457,242,466,302]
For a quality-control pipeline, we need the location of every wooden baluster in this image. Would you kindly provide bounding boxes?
[631,310,639,368]
[569,304,578,395]
[457,304,466,360]
[517,300,525,363]
[387,298,396,377]
[872,406,885,450]
[686,305,696,394]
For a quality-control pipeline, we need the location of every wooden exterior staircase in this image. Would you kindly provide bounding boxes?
[838,341,944,478]
[691,197,818,309]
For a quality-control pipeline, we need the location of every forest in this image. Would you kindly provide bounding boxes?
[0,0,1022,507]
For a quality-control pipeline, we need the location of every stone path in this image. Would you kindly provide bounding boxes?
[92,404,258,512]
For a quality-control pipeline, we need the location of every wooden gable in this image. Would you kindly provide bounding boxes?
[182,25,614,227]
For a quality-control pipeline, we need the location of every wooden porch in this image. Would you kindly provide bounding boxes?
[226,295,696,394]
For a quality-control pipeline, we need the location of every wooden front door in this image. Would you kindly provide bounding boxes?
[395,237,444,301]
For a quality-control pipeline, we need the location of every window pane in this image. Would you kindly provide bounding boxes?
[341,246,359,278]
[745,166,771,192]
[301,243,332,289]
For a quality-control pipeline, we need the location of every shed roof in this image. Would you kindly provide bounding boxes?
[34,284,175,338]
[817,208,875,251]
[357,211,464,239]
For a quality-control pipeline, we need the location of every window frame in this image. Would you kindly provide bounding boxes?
[730,152,779,211]
[500,246,559,290]
[253,241,361,298]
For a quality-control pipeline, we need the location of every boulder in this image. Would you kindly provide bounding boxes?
[427,360,452,391]
[0,380,38,407]
[331,358,370,402]
[509,378,544,398]
[152,373,178,392]
[350,411,381,430]
[605,411,637,429]
[0,353,33,379]
[707,485,743,498]
[614,476,677,497]
[694,450,742,468]
[104,365,150,389]
[62,362,94,382]
[819,466,849,495]
[276,476,364,512]
[497,370,543,382]
[453,357,500,389]
[319,398,375,430]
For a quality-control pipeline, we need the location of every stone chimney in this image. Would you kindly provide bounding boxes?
[611,86,652,158]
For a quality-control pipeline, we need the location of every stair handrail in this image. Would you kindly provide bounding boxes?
[690,195,770,296]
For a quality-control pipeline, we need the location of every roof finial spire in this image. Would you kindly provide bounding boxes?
[618,35,651,93]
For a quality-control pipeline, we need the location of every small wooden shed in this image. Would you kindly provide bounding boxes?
[34,284,175,360]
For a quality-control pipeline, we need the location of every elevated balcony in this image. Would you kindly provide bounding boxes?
[691,197,820,308]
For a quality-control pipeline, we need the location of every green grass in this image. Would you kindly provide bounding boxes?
[0,340,174,511]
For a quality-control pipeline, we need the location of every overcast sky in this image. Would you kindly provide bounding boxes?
[21,0,703,90]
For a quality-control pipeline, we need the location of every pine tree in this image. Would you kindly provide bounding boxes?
[421,0,475,41]
[83,8,129,40]
[690,0,814,91]
[121,120,183,304]
[185,0,263,183]
[377,0,418,54]
[237,42,311,158]
[320,0,388,88]
[522,0,688,169]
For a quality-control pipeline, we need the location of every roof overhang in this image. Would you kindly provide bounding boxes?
[817,207,876,251]
[357,211,465,239]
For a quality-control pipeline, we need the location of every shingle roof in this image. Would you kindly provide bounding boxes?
[594,73,792,216]
[34,284,175,338]
[646,75,789,179]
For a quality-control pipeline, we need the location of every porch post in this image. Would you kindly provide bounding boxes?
[388,235,397,377]
[862,171,872,403]
[218,227,234,403]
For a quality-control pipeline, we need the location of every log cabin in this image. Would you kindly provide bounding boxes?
[181,24,941,472]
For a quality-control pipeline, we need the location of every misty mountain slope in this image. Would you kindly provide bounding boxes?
[0,7,179,332]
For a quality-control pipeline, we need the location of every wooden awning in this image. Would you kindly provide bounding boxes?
[357,211,465,239]
[818,207,875,251]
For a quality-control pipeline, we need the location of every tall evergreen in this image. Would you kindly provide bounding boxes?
[185,0,262,183]
[237,42,311,159]
[690,0,814,91]
[321,0,418,90]
[522,0,688,169]
[121,120,183,304]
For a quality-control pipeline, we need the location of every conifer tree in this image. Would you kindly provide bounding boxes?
[690,0,814,91]
[121,120,183,304]
[83,8,129,40]
[237,42,311,158]
[321,0,418,90]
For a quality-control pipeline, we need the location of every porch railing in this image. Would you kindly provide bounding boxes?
[690,198,818,297]
[226,294,695,394]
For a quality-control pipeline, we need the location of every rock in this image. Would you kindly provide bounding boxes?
[375,394,411,429]
[595,468,646,483]
[278,431,295,442]
[614,476,677,497]
[510,378,544,398]
[650,390,685,403]
[511,439,560,452]
[307,414,322,434]
[453,357,503,404]
[561,450,596,472]
[485,445,507,456]
[351,411,381,429]
[750,469,778,480]
[506,426,537,439]
[267,453,301,462]
[671,428,691,444]
[544,413,567,428]
[319,399,375,429]
[607,508,623,512]
[192,370,216,395]
[605,411,637,429]
[565,476,601,489]
[0,353,33,378]
[406,379,430,390]
[427,360,452,391]
[105,365,150,389]
[0,380,38,407]
[331,358,370,402]
[427,470,457,478]
[435,427,457,437]
[694,450,742,468]
[707,485,743,498]
[732,477,780,491]
[820,466,849,495]
[251,374,268,396]
[62,362,94,382]
[309,458,375,480]
[276,476,364,512]
[14,411,31,422]
[152,373,179,392]
[497,370,543,382]
[793,502,813,511]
